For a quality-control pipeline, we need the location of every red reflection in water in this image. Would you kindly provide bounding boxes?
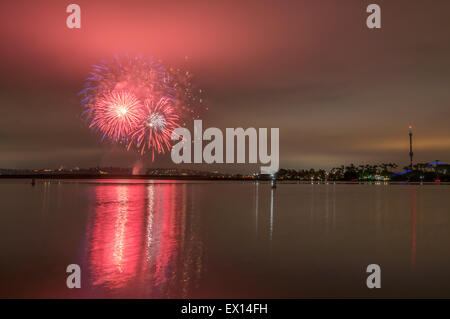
[145,184,180,286]
[86,182,202,296]
[89,184,145,288]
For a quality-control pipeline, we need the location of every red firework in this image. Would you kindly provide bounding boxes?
[89,91,144,142]
[128,96,180,159]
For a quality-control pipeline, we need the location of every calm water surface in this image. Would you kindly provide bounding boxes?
[1,179,450,298]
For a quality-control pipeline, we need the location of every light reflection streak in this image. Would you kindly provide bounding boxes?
[270,187,274,243]
[255,182,259,238]
[411,187,417,271]
[86,181,204,297]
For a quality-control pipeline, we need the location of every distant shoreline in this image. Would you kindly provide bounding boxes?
[0,174,449,185]
[0,174,246,181]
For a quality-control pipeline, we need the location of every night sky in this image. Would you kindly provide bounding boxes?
[1,0,450,172]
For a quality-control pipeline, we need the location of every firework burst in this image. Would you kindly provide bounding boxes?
[128,97,179,159]
[80,55,206,160]
[89,90,144,142]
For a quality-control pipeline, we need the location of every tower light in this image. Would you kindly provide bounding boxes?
[409,125,414,170]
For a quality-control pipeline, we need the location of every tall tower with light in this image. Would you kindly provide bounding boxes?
[409,125,414,170]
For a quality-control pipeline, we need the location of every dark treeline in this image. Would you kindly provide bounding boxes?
[277,162,450,182]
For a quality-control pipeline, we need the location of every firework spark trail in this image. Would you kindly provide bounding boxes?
[89,90,144,142]
[128,97,180,159]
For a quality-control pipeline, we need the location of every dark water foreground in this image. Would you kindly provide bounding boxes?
[1,179,450,298]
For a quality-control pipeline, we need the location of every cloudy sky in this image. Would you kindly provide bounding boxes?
[1,0,449,172]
